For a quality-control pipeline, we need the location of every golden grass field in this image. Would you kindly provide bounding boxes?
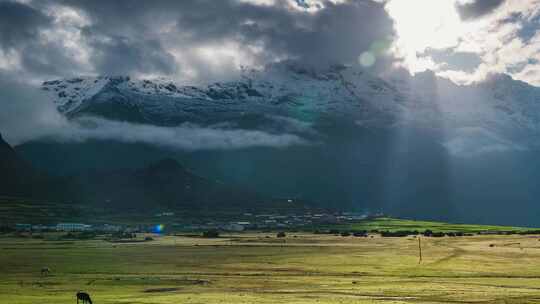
[2,232,540,304]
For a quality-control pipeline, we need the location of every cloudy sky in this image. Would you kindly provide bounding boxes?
[1,0,540,149]
[0,0,539,86]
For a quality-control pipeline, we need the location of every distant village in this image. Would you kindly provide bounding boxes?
[10,211,379,233]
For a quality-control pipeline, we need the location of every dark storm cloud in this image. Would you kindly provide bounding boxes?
[18,40,86,77]
[0,1,89,79]
[50,0,395,78]
[456,0,505,20]
[84,34,177,76]
[174,0,395,64]
[0,0,396,81]
[0,1,51,51]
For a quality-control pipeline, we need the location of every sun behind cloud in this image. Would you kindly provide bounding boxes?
[385,0,468,73]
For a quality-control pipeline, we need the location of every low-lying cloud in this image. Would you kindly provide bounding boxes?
[56,117,309,150]
[0,76,308,150]
[0,73,70,144]
[442,127,527,157]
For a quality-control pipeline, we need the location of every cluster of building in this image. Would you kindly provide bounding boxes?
[14,223,124,232]
[11,211,381,233]
[172,211,373,232]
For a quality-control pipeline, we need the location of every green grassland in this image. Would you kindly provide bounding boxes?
[0,196,84,224]
[2,229,540,303]
[327,217,536,233]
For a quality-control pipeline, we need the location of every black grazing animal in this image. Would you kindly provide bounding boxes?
[76,291,92,304]
[40,267,50,276]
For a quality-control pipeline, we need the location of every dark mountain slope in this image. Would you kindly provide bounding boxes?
[0,133,38,196]
[65,158,267,212]
[2,134,273,212]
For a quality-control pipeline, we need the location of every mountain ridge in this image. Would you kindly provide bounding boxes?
[41,62,540,155]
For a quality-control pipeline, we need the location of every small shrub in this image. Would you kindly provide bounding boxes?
[353,231,367,237]
[111,231,134,239]
[202,229,220,238]
[62,231,99,240]
[380,230,411,237]
[518,230,540,235]
[351,230,367,236]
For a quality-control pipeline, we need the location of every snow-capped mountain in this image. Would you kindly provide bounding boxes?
[40,62,414,126]
[41,61,540,154]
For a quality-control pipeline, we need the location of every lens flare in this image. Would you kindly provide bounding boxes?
[359,52,376,67]
[154,224,164,233]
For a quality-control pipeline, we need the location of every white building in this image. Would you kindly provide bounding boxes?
[222,223,245,232]
[56,223,92,232]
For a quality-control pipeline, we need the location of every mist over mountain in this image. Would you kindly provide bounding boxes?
[7,61,539,226]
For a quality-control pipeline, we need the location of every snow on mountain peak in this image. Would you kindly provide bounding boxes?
[40,62,540,153]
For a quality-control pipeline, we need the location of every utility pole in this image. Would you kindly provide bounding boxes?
[418,237,422,264]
